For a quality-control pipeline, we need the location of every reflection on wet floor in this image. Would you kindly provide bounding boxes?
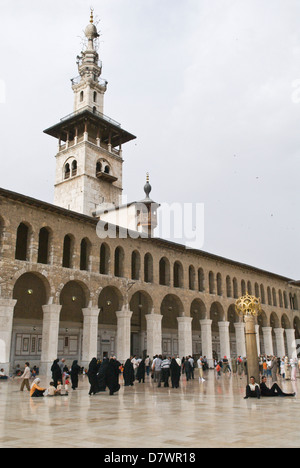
[0,371,298,448]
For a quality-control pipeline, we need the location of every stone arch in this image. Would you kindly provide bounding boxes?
[190,298,206,331]
[130,290,153,331]
[144,253,153,283]
[13,272,50,321]
[270,312,280,329]
[227,304,240,333]
[98,286,123,326]
[281,313,291,330]
[59,280,90,323]
[210,301,225,332]
[161,294,184,330]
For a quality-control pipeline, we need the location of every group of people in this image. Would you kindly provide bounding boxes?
[259,355,299,382]
[245,375,296,399]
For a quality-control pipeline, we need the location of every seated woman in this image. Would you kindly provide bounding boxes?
[260,376,296,397]
[244,376,261,399]
[30,378,46,398]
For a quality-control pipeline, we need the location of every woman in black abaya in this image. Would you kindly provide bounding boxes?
[70,360,81,390]
[123,359,135,386]
[87,358,100,396]
[97,357,109,392]
[136,359,146,383]
[51,359,62,388]
[170,358,181,389]
[106,357,121,396]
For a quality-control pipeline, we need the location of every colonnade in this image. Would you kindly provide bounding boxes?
[0,300,298,375]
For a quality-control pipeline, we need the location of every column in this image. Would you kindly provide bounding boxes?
[285,329,297,359]
[40,304,62,376]
[245,315,260,383]
[177,317,192,358]
[218,321,231,359]
[146,313,162,357]
[116,306,133,363]
[255,324,261,355]
[262,327,274,356]
[274,328,285,358]
[81,308,100,367]
[0,298,17,374]
[200,319,213,368]
[234,322,246,358]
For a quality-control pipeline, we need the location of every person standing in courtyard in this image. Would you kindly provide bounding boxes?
[106,356,121,396]
[123,358,135,386]
[170,357,181,388]
[136,358,146,383]
[70,360,81,390]
[87,358,100,396]
[197,357,205,382]
[51,359,62,388]
[19,362,31,392]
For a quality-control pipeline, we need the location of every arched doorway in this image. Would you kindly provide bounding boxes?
[190,298,206,356]
[12,272,49,369]
[129,291,153,357]
[59,281,89,362]
[161,294,184,357]
[210,301,225,360]
[98,286,123,358]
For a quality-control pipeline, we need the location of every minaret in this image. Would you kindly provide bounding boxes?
[44,11,136,216]
[72,9,107,114]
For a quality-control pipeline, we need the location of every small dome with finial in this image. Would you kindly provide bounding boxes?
[144,173,152,199]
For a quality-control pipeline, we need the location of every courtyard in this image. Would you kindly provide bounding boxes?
[0,371,299,449]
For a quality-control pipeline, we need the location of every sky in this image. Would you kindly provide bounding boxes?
[0,0,299,279]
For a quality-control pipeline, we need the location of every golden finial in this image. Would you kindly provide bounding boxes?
[146,172,150,183]
[235,292,262,318]
[90,7,94,23]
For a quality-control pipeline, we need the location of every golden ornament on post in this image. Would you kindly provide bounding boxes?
[235,292,262,384]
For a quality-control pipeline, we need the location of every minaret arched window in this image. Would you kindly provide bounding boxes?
[72,160,77,177]
[80,91,84,102]
[64,163,70,179]
[93,91,97,103]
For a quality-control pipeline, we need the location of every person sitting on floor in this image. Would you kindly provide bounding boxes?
[30,378,46,398]
[260,376,296,397]
[244,376,261,399]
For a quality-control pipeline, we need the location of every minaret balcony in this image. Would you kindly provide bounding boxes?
[96,170,118,183]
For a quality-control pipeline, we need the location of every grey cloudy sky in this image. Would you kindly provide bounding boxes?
[0,0,299,279]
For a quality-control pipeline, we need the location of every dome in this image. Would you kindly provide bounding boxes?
[85,23,99,40]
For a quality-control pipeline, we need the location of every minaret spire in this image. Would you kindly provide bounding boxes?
[71,10,106,114]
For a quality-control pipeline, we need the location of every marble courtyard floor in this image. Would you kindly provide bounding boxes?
[0,372,299,449]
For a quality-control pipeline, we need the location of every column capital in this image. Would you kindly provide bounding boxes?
[146,313,163,323]
[82,307,100,318]
[218,321,230,329]
[200,319,212,327]
[234,322,245,330]
[177,316,193,324]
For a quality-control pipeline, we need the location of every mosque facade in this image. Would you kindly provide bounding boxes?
[0,14,299,375]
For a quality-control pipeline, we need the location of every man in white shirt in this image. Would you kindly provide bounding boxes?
[20,362,31,392]
[244,376,261,399]
[197,357,205,382]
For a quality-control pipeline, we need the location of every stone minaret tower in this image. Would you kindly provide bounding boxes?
[44,11,136,216]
